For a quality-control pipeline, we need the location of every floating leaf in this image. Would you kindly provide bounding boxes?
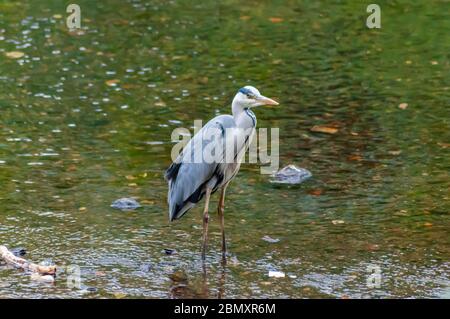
[198,77,208,84]
[347,154,363,161]
[53,14,62,19]
[106,79,120,87]
[310,125,338,134]
[398,103,408,110]
[332,220,345,225]
[78,207,87,212]
[424,222,433,227]
[240,16,251,21]
[113,292,126,299]
[5,51,25,59]
[269,17,284,23]
[122,83,138,89]
[308,189,323,196]
[171,55,187,61]
[155,101,166,107]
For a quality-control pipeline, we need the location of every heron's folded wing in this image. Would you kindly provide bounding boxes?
[167,115,236,215]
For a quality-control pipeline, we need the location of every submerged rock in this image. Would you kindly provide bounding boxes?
[111,198,141,210]
[163,248,176,255]
[261,235,280,243]
[11,247,26,257]
[271,165,312,184]
[169,270,188,283]
[268,271,285,278]
[30,273,55,283]
[139,263,153,272]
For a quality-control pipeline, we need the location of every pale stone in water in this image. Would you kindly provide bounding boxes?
[268,271,285,278]
[272,165,312,184]
[111,198,141,210]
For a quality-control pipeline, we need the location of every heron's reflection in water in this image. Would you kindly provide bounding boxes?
[169,261,227,299]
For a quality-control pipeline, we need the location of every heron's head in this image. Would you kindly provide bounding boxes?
[232,86,279,109]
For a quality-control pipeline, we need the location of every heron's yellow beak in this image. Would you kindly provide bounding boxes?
[259,96,279,106]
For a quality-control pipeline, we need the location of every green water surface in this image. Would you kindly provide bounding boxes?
[0,0,449,298]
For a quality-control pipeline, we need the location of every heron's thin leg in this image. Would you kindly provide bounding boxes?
[218,184,228,259]
[217,262,226,298]
[202,188,212,261]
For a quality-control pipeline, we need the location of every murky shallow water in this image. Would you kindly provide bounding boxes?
[0,0,449,298]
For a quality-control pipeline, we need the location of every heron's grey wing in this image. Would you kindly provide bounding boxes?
[166,115,235,221]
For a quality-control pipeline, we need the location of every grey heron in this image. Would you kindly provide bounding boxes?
[165,86,279,260]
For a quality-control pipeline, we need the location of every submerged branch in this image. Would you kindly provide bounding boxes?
[0,245,56,276]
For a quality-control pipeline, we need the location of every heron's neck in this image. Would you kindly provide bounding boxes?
[231,100,244,119]
[232,101,256,129]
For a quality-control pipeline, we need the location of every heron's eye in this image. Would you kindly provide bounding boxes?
[246,93,254,99]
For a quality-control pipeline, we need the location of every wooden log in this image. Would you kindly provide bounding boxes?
[0,245,56,276]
